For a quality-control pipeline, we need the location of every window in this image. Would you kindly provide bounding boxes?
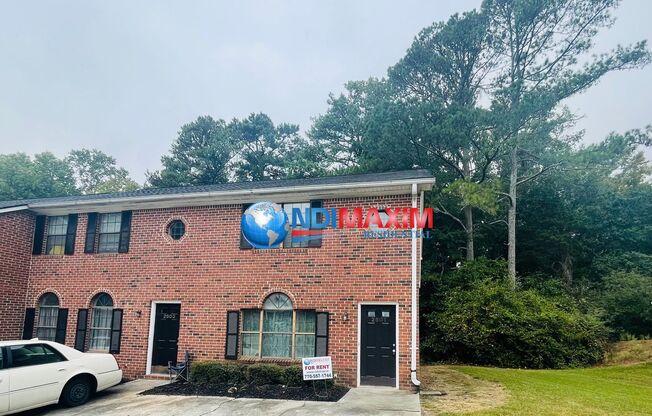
[9,344,65,368]
[98,213,121,253]
[167,220,186,240]
[282,202,310,248]
[240,293,316,359]
[0,347,3,370]
[36,293,59,341]
[46,215,68,255]
[89,293,113,351]
[369,210,390,230]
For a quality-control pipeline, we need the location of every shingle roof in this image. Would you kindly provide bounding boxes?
[0,169,433,210]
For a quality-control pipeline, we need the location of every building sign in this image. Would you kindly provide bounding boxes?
[241,201,434,249]
[302,356,333,381]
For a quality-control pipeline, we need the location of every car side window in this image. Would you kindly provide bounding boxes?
[0,347,4,370]
[9,344,66,368]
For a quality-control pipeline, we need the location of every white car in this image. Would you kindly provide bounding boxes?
[0,339,123,415]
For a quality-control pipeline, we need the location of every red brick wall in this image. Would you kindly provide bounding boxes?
[14,194,421,389]
[0,211,34,340]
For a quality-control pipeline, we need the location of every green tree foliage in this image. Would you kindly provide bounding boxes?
[422,260,608,368]
[0,149,138,200]
[0,152,78,200]
[148,114,319,187]
[67,149,139,194]
[148,116,235,187]
[231,113,303,181]
[482,0,651,284]
[516,129,652,288]
[312,12,504,260]
[309,79,397,172]
[600,272,652,339]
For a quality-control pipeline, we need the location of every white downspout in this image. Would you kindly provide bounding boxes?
[410,183,421,387]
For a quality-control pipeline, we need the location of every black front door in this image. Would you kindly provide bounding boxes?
[360,304,396,387]
[151,303,181,371]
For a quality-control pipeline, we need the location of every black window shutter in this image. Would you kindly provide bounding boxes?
[240,204,253,249]
[118,211,132,253]
[55,308,69,344]
[32,215,46,255]
[84,213,98,253]
[109,309,123,353]
[22,308,35,339]
[64,214,78,255]
[308,200,323,248]
[74,309,89,351]
[315,312,329,356]
[225,311,239,359]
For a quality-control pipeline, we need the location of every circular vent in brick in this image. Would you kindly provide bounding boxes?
[167,220,186,240]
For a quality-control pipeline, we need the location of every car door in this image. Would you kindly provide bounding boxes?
[7,343,69,412]
[0,347,8,414]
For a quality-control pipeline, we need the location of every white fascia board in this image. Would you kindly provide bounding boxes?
[0,205,29,214]
[27,177,435,215]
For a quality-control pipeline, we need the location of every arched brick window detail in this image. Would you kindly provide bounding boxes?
[89,293,114,351]
[36,293,60,341]
[239,293,316,359]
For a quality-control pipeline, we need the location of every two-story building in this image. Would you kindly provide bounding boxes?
[0,169,434,390]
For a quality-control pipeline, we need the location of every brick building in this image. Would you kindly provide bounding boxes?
[0,170,434,390]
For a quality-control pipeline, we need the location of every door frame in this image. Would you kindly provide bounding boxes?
[145,300,181,375]
[357,302,399,389]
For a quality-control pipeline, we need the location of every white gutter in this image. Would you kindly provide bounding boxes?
[0,205,29,214]
[27,177,435,210]
[410,183,421,387]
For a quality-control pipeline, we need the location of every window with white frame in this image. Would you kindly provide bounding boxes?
[46,216,68,255]
[240,293,315,359]
[36,293,60,341]
[98,213,121,253]
[282,202,310,248]
[89,293,113,351]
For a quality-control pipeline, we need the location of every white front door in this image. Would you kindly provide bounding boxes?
[0,348,8,414]
[8,344,68,412]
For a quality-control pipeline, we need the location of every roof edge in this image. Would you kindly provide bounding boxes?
[0,205,29,214]
[28,177,435,211]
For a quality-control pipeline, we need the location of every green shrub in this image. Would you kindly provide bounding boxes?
[190,361,306,386]
[190,361,245,384]
[600,271,652,338]
[282,365,304,386]
[423,279,608,368]
[421,258,507,317]
[246,363,285,386]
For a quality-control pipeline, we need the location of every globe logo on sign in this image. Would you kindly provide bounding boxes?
[241,201,290,249]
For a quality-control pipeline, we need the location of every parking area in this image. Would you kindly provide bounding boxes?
[17,380,421,416]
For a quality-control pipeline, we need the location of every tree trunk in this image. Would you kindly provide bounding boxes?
[508,147,518,288]
[462,157,475,261]
[561,253,573,289]
[464,205,474,261]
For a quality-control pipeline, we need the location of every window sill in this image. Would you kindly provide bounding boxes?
[237,357,301,364]
[248,248,312,255]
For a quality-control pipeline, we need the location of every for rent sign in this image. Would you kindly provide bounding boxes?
[302,356,333,381]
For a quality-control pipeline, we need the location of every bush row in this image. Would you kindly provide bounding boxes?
[189,361,306,386]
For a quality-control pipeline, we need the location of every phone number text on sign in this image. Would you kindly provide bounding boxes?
[302,356,333,381]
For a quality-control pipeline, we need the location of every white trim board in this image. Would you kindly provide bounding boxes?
[145,300,181,376]
[357,302,400,389]
[25,178,435,215]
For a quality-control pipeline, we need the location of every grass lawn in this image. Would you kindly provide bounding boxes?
[421,342,652,416]
[457,363,652,415]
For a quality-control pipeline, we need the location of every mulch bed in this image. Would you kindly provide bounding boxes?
[140,381,349,402]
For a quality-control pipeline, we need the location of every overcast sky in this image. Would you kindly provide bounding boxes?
[1,0,650,183]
